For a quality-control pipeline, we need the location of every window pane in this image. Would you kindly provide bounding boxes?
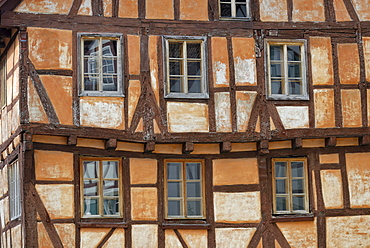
[291,162,304,177]
[168,200,181,216]
[270,45,282,60]
[103,180,119,196]
[275,179,286,194]
[270,63,283,77]
[167,163,182,179]
[271,80,282,94]
[288,80,302,95]
[275,162,287,177]
[187,43,201,58]
[186,163,201,179]
[83,161,99,178]
[168,182,181,197]
[102,76,118,91]
[292,196,305,211]
[276,197,287,211]
[187,200,201,216]
[187,62,201,76]
[170,60,182,75]
[102,40,117,56]
[84,76,99,91]
[102,58,117,74]
[169,42,182,58]
[220,3,232,17]
[188,79,201,93]
[84,180,99,196]
[170,77,183,93]
[236,4,247,17]
[186,182,201,197]
[84,198,99,216]
[84,57,99,74]
[287,45,301,61]
[84,40,99,56]
[288,63,301,77]
[292,179,304,193]
[103,199,119,215]
[103,161,118,179]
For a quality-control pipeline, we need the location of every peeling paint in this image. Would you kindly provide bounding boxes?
[234,57,256,85]
[102,228,125,247]
[78,0,92,15]
[321,170,344,209]
[363,37,370,82]
[132,225,158,248]
[215,228,256,248]
[314,89,335,128]
[351,0,370,21]
[277,221,317,248]
[215,92,232,132]
[276,106,309,129]
[310,37,334,85]
[167,102,209,132]
[236,91,257,132]
[165,230,183,248]
[341,89,362,127]
[292,0,325,22]
[16,0,74,14]
[214,61,228,86]
[259,0,288,21]
[178,229,207,248]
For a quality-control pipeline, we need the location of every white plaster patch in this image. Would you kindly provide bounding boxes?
[215,92,232,132]
[78,0,93,15]
[179,230,208,248]
[215,228,256,248]
[102,228,125,248]
[80,228,109,247]
[165,230,183,248]
[259,0,288,21]
[234,57,256,85]
[347,168,370,208]
[167,102,209,132]
[213,61,228,86]
[214,192,261,223]
[352,0,370,21]
[277,221,317,248]
[132,225,158,248]
[80,98,124,129]
[28,82,47,123]
[327,216,370,247]
[321,170,343,209]
[276,106,309,129]
[59,42,72,69]
[311,44,333,85]
[16,0,73,14]
[236,91,257,132]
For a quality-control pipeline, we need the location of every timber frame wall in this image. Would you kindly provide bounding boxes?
[0,0,369,247]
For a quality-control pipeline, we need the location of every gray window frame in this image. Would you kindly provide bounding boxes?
[78,33,124,97]
[9,160,21,220]
[219,0,252,20]
[163,36,209,99]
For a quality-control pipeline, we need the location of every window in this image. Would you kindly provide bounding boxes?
[220,0,251,19]
[9,160,21,220]
[78,34,123,96]
[165,160,205,219]
[0,59,6,107]
[272,158,309,214]
[164,37,208,98]
[81,158,122,217]
[266,40,308,100]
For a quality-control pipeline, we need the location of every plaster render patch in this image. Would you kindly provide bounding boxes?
[346,153,370,208]
[178,230,207,248]
[118,0,138,18]
[131,188,158,220]
[36,184,74,219]
[215,92,232,132]
[130,158,157,184]
[214,61,228,86]
[16,0,74,14]
[80,97,124,129]
[132,225,158,248]
[28,79,48,123]
[337,43,360,84]
[78,0,92,15]
[259,0,288,21]
[352,0,370,20]
[310,37,334,85]
[234,58,256,85]
[35,150,74,181]
[213,158,259,185]
[11,224,22,248]
[102,228,125,247]
[363,38,370,82]
[215,228,256,248]
[103,0,113,17]
[276,106,309,129]
[292,0,325,22]
[333,0,352,21]
[321,170,344,209]
[341,89,362,127]
[314,89,335,128]
[167,102,209,132]
[165,230,183,248]
[214,192,261,223]
[180,0,208,20]
[327,215,370,247]
[55,224,76,248]
[277,221,317,248]
[145,0,174,19]
[80,228,110,247]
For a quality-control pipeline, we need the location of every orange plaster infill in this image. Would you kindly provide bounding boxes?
[302,139,325,148]
[149,36,160,105]
[116,141,144,152]
[191,144,220,154]
[35,150,73,181]
[76,138,105,149]
[337,43,360,84]
[130,158,157,184]
[213,158,259,185]
[292,0,325,22]
[128,80,141,127]
[269,140,292,150]
[180,0,208,21]
[231,142,257,152]
[212,37,230,87]
[314,89,335,128]
[320,153,339,164]
[232,38,256,86]
[363,38,370,82]
[259,0,288,21]
[341,89,362,127]
[131,188,158,220]
[146,0,174,19]
[103,0,113,17]
[118,0,138,18]
[32,135,67,145]
[127,36,141,75]
[310,37,334,85]
[333,0,352,21]
[153,144,182,154]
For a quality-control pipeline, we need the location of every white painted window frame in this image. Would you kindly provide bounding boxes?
[219,0,251,20]
[163,36,209,99]
[265,39,308,100]
[78,33,124,97]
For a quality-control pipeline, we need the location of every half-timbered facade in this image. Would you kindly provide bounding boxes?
[0,0,369,247]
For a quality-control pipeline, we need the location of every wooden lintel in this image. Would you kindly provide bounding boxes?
[293,138,302,149]
[221,141,232,153]
[325,136,336,147]
[105,139,117,150]
[144,141,155,153]
[67,135,77,146]
[360,135,370,146]
[183,142,194,154]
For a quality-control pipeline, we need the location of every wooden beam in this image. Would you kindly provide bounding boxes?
[105,139,117,150]
[183,142,194,154]
[220,141,232,153]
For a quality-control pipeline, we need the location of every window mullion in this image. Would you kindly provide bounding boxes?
[183,42,188,94]
[283,44,288,96]
[183,162,187,217]
[98,38,103,92]
[99,160,103,216]
[232,0,236,17]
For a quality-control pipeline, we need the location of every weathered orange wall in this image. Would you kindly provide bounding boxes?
[212,37,229,87]
[310,37,334,85]
[180,0,208,20]
[146,0,174,19]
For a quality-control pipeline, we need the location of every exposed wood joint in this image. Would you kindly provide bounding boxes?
[293,138,303,149]
[144,141,155,153]
[183,142,194,154]
[68,0,83,16]
[174,229,189,248]
[96,228,116,248]
[220,141,232,153]
[325,136,336,147]
[105,139,117,150]
[359,135,370,146]
[67,135,77,146]
[258,140,269,154]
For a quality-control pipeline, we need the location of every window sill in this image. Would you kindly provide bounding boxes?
[79,92,124,97]
[162,221,210,229]
[267,95,309,101]
[78,221,127,228]
[271,214,314,223]
[165,92,209,99]
[219,17,252,21]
